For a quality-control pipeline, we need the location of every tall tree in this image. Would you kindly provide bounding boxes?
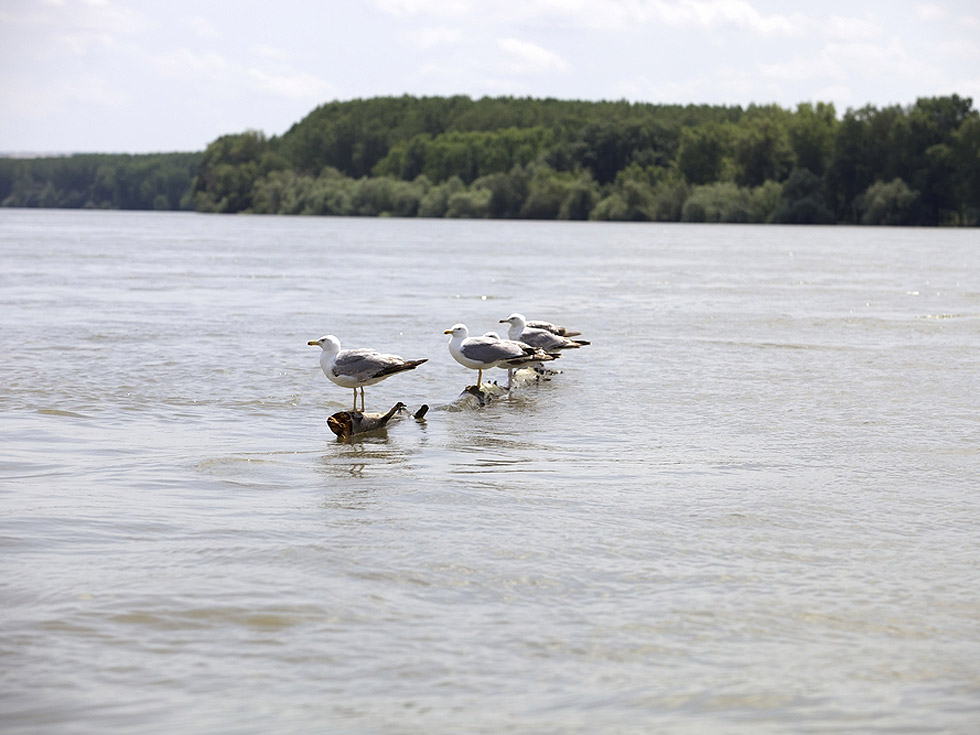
[733,106,795,187]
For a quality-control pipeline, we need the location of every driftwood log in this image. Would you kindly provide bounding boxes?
[324,364,561,438]
[454,365,561,407]
[327,401,429,440]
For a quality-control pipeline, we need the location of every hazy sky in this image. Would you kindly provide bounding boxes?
[2,0,978,154]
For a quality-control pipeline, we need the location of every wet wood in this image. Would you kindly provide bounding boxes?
[327,401,428,440]
[453,365,562,407]
[323,364,559,439]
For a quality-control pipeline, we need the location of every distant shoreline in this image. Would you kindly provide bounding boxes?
[3,94,978,226]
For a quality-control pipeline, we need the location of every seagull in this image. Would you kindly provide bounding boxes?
[445,323,553,389]
[481,330,556,390]
[526,319,582,337]
[499,313,590,353]
[308,335,427,411]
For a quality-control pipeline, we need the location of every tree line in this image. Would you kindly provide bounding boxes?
[3,94,978,225]
[0,153,199,210]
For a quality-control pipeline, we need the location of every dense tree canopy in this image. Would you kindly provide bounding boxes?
[3,94,978,225]
[0,153,198,210]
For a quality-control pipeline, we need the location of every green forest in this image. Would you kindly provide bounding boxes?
[3,94,979,225]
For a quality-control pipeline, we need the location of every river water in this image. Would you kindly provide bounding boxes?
[2,209,979,734]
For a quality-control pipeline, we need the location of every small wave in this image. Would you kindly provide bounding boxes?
[36,408,92,419]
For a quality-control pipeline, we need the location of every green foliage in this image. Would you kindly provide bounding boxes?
[771,168,835,224]
[516,165,584,219]
[856,179,919,225]
[682,182,751,223]
[575,120,673,184]
[446,187,492,218]
[677,124,733,185]
[789,102,837,176]
[749,180,783,223]
[953,116,980,223]
[192,130,269,212]
[917,143,958,225]
[558,173,599,220]
[374,127,554,184]
[474,167,529,219]
[4,94,978,226]
[734,105,796,187]
[418,176,466,218]
[647,176,690,222]
[0,153,198,210]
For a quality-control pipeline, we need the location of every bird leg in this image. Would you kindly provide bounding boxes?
[359,387,366,412]
[477,368,483,388]
[351,389,358,412]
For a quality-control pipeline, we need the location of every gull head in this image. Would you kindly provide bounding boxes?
[499,313,527,328]
[444,324,468,338]
[308,335,341,352]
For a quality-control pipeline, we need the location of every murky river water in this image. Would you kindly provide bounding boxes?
[2,209,979,733]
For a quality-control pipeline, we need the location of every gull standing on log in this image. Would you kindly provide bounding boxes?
[308,335,427,411]
[481,331,557,390]
[445,324,553,389]
[500,313,590,353]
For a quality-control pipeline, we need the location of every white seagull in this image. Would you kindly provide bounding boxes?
[499,313,590,353]
[308,335,427,411]
[481,330,556,390]
[445,323,553,389]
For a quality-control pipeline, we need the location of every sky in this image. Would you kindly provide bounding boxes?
[2,0,979,154]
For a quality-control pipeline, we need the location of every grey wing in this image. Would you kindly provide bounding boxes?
[527,319,581,337]
[333,349,399,379]
[527,320,560,334]
[461,336,527,364]
[522,328,564,351]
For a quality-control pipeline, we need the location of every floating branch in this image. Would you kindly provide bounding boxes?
[450,365,561,408]
[326,401,428,440]
[322,363,560,438]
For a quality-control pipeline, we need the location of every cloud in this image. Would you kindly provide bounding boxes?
[939,36,980,62]
[65,72,129,107]
[74,0,146,35]
[753,34,954,111]
[757,38,869,84]
[252,44,293,61]
[149,45,334,101]
[824,13,882,41]
[187,15,220,39]
[149,48,232,82]
[372,0,804,36]
[915,3,948,21]
[53,30,118,55]
[810,84,855,105]
[247,69,336,100]
[665,0,803,36]
[758,55,843,83]
[531,0,806,36]
[822,37,929,80]
[373,0,472,18]
[612,63,757,105]
[497,37,567,74]
[410,25,463,48]
[1,0,147,57]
